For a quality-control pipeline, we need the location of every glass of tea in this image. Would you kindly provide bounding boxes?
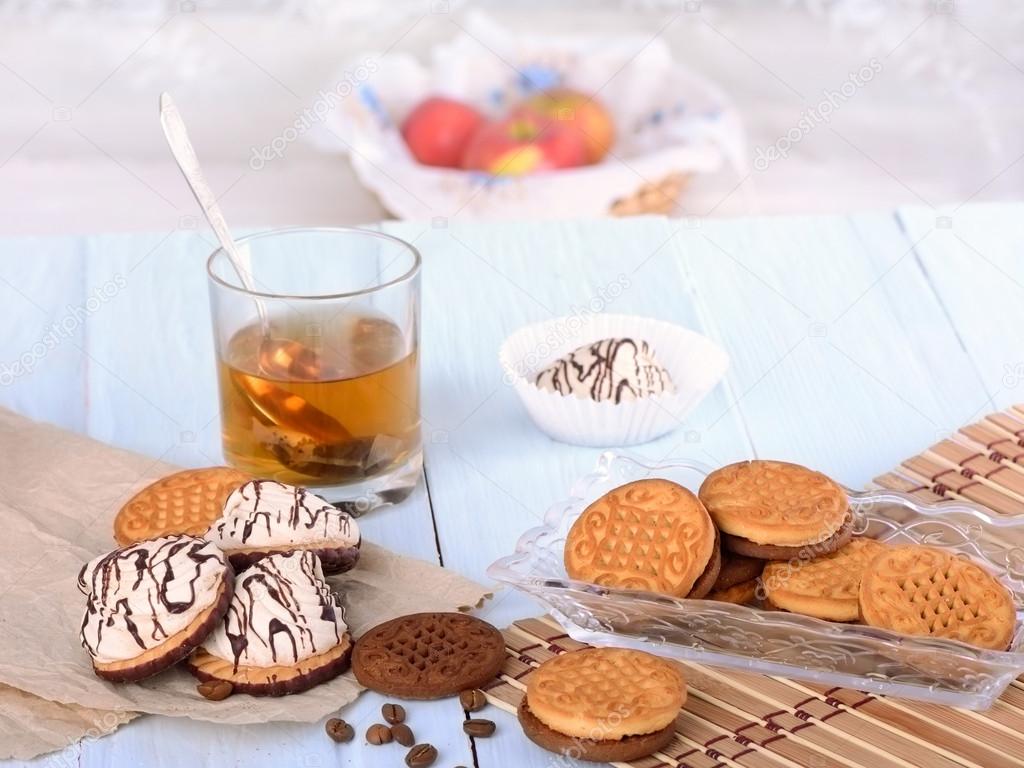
[206,227,421,513]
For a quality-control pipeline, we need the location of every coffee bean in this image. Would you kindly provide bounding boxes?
[463,718,496,737]
[405,743,438,767]
[366,723,393,745]
[382,702,406,724]
[391,722,415,747]
[324,718,353,743]
[196,679,233,701]
[459,688,487,712]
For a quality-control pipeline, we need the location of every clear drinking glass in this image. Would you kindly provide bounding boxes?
[207,227,421,513]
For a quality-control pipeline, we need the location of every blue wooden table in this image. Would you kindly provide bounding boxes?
[2,204,1021,767]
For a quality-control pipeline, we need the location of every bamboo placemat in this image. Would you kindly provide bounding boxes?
[486,616,1024,768]
[486,408,1024,767]
[873,405,1024,515]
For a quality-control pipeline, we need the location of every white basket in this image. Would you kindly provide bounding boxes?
[312,12,744,220]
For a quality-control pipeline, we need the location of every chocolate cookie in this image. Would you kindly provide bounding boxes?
[723,514,854,560]
[352,612,505,699]
[713,552,764,592]
[518,697,675,763]
[706,578,759,605]
[686,527,721,599]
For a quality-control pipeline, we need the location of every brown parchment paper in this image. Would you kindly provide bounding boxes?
[0,407,491,756]
[0,684,137,761]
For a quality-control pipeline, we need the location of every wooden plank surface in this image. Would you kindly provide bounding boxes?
[1,203,1021,767]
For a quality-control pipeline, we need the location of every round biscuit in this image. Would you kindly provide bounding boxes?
[113,467,252,545]
[859,545,1015,650]
[564,479,715,597]
[699,460,848,547]
[526,648,685,740]
[761,538,886,621]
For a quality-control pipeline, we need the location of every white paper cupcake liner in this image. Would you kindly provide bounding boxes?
[499,314,729,447]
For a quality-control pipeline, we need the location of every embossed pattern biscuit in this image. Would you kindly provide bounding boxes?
[352,612,505,699]
[526,648,685,741]
[859,545,1016,650]
[114,467,253,545]
[564,479,715,597]
[762,538,886,621]
[699,460,848,547]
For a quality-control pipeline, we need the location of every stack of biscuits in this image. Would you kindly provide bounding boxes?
[563,459,1016,651]
[77,468,364,696]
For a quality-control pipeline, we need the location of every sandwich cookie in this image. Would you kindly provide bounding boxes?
[761,538,886,621]
[187,550,353,696]
[204,479,361,573]
[564,479,719,598]
[352,612,505,699]
[699,460,853,559]
[705,552,763,604]
[78,535,233,682]
[518,647,685,763]
[858,545,1015,650]
[113,467,252,545]
[711,552,763,590]
[706,579,759,605]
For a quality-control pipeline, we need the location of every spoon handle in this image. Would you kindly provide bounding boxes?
[159,93,268,330]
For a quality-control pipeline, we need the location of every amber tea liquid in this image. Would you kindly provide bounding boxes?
[217,310,420,486]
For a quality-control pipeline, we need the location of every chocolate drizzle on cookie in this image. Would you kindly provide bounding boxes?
[534,337,673,403]
[207,550,345,672]
[208,480,359,549]
[78,535,228,662]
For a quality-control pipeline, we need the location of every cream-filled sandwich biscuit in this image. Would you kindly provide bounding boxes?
[518,647,685,763]
[699,460,852,559]
[78,535,233,682]
[205,480,360,573]
[187,550,353,696]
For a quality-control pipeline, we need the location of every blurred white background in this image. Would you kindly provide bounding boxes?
[0,0,1021,234]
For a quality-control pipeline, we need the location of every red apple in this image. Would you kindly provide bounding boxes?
[519,88,615,164]
[459,112,587,175]
[401,97,484,168]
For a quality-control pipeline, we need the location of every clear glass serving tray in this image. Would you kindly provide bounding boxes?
[487,452,1024,710]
